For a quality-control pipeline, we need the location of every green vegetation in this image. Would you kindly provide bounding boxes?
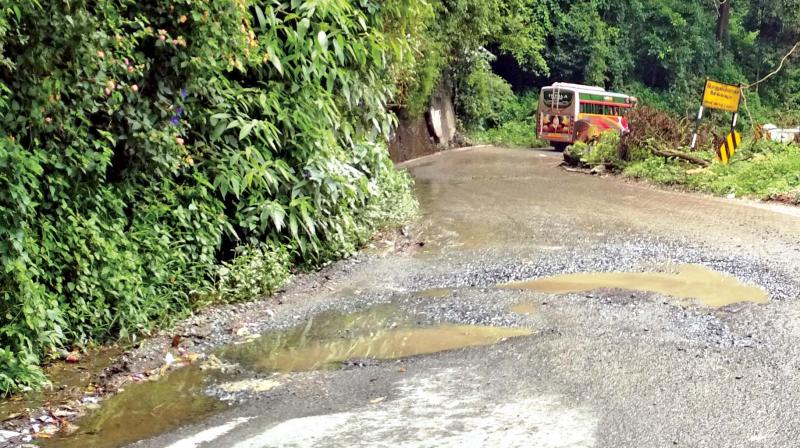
[398,0,552,144]
[569,130,800,204]
[624,144,800,204]
[466,90,547,147]
[0,0,424,394]
[463,0,800,150]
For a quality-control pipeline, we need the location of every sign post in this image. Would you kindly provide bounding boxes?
[690,79,743,159]
[701,79,742,113]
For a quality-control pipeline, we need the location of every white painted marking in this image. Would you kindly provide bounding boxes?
[164,417,252,448]
[231,370,596,448]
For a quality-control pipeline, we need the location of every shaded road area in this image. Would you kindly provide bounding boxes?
[60,147,800,447]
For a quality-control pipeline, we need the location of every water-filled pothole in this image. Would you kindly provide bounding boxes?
[221,303,532,372]
[44,302,530,447]
[0,346,123,422]
[502,264,768,308]
[41,367,224,448]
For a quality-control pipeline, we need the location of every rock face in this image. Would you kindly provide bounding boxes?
[389,87,458,163]
[429,89,457,144]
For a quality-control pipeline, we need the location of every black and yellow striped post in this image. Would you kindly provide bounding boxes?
[717,131,741,164]
[717,90,743,164]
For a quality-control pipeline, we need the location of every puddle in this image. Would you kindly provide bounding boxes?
[41,367,225,448]
[0,346,123,421]
[221,304,532,372]
[45,303,531,447]
[510,302,537,315]
[502,264,768,308]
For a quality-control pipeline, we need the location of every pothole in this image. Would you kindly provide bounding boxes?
[45,302,531,447]
[41,367,225,448]
[220,304,531,372]
[501,264,768,308]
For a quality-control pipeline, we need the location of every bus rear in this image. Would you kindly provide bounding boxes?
[537,87,577,151]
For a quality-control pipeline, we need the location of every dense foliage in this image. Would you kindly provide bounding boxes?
[0,0,420,394]
[458,0,800,143]
[538,1,800,202]
[466,90,546,147]
[535,0,800,122]
[399,0,552,120]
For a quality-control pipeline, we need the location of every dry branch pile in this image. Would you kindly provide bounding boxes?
[626,106,712,149]
[619,106,714,164]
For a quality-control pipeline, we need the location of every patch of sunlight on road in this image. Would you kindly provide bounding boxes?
[502,264,768,308]
[229,369,597,448]
[164,417,252,448]
[221,303,531,372]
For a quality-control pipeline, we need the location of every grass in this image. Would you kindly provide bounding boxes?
[621,142,800,203]
[467,119,548,148]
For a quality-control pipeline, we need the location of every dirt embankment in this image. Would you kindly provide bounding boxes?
[389,90,464,163]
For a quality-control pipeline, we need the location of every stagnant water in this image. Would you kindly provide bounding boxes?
[43,302,531,447]
[44,367,224,448]
[221,303,530,372]
[0,346,123,422]
[503,264,768,308]
[33,264,766,446]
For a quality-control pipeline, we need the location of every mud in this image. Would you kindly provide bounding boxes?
[510,302,538,315]
[416,288,453,298]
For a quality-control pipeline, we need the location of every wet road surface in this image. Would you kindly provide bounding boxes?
[54,147,800,447]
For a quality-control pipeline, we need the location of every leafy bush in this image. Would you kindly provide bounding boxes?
[687,144,800,199]
[216,243,291,303]
[466,90,546,148]
[460,54,516,129]
[564,131,624,168]
[468,120,537,147]
[620,134,800,201]
[0,0,419,394]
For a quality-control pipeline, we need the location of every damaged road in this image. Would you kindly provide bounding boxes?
[13,146,800,447]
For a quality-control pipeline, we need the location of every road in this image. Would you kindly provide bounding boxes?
[74,147,800,447]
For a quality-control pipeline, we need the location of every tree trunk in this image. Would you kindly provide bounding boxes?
[717,1,730,41]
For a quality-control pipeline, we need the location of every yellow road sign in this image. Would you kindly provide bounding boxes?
[717,131,741,164]
[702,80,741,113]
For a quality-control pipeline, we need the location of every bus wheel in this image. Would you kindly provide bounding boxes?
[552,142,568,152]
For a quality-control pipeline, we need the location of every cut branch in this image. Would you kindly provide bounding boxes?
[650,148,711,167]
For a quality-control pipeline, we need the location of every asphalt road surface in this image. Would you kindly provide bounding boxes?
[99,147,800,447]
